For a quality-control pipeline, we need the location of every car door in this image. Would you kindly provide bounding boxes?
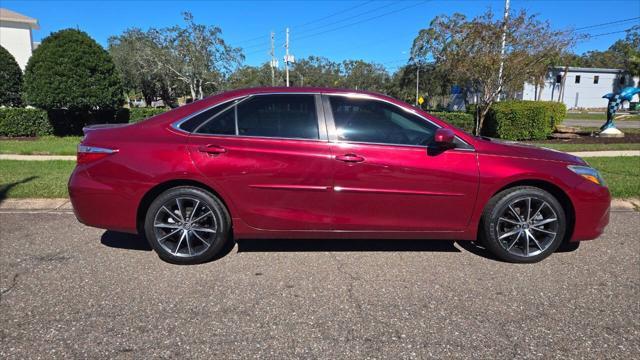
[324,94,479,232]
[188,93,334,231]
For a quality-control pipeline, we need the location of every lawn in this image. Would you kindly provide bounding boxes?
[0,160,75,198]
[0,157,638,200]
[566,113,640,121]
[0,136,81,155]
[532,143,640,152]
[586,157,640,198]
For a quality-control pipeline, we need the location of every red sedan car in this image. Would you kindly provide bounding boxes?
[69,87,610,264]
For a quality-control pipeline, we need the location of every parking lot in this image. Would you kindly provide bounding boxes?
[1,210,638,359]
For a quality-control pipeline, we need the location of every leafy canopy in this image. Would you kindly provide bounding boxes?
[23,29,123,110]
[0,45,23,107]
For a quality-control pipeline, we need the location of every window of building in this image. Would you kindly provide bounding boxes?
[593,75,599,84]
[575,75,581,84]
[329,96,437,146]
[620,76,626,85]
[556,74,562,83]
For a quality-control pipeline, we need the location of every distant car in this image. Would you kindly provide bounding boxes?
[69,87,610,264]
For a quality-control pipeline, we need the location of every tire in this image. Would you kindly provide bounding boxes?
[481,186,566,263]
[144,186,231,264]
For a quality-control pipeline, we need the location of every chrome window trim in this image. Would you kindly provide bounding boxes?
[170,90,474,150]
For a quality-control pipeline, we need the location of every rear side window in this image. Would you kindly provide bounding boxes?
[196,107,235,135]
[237,95,319,139]
[329,96,437,146]
[180,99,237,133]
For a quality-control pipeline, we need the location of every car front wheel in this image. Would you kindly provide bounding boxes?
[144,186,231,264]
[482,186,567,263]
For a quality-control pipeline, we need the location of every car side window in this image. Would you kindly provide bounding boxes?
[195,106,236,135]
[329,96,437,146]
[182,100,237,133]
[236,95,319,139]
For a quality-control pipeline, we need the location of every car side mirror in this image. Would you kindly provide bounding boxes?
[433,128,455,148]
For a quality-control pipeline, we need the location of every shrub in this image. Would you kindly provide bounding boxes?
[429,111,475,133]
[0,108,53,137]
[538,101,566,127]
[483,101,556,140]
[47,109,129,136]
[0,45,23,107]
[129,107,169,123]
[23,29,123,110]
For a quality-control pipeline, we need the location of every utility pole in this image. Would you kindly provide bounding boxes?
[415,64,420,106]
[269,31,276,86]
[284,28,290,87]
[496,0,510,102]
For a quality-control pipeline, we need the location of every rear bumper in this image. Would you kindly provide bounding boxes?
[68,167,142,234]
[570,180,611,241]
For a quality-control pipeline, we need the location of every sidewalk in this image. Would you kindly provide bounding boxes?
[1,150,639,161]
[1,197,637,211]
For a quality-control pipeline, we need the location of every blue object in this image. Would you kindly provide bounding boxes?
[602,87,640,130]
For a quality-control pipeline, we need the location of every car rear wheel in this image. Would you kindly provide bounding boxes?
[144,186,231,264]
[482,186,566,263]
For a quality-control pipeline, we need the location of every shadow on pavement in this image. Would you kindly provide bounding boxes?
[237,238,461,253]
[101,231,152,251]
[0,176,37,204]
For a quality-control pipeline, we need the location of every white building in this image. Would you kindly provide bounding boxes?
[520,66,639,109]
[0,8,39,70]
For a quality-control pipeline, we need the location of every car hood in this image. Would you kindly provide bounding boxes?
[475,137,587,165]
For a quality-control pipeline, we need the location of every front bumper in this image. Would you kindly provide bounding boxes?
[570,180,611,241]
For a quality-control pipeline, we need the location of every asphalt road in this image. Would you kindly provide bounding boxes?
[1,210,638,359]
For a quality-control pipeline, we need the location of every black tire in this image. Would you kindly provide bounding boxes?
[481,186,566,263]
[144,186,231,264]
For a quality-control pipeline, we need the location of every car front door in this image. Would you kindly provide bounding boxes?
[324,94,479,232]
[188,94,334,231]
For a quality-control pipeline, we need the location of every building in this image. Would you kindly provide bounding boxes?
[520,66,639,109]
[0,8,39,70]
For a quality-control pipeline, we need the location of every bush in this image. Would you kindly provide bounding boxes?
[429,111,474,133]
[47,109,129,136]
[538,101,566,127]
[0,45,23,107]
[483,101,557,140]
[129,107,168,123]
[0,108,53,137]
[23,29,123,110]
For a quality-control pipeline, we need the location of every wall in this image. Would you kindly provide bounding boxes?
[0,20,33,70]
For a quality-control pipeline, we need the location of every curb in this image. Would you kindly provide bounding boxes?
[0,154,76,161]
[1,198,638,212]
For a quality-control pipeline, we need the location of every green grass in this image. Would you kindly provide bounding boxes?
[531,143,640,152]
[566,113,640,121]
[587,157,640,198]
[0,160,75,198]
[0,136,81,155]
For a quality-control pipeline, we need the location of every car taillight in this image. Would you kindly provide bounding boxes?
[77,145,118,164]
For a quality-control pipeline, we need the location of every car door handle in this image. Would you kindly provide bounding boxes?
[335,154,365,163]
[198,145,227,155]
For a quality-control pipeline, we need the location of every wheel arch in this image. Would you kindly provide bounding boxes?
[136,179,233,234]
[483,179,576,243]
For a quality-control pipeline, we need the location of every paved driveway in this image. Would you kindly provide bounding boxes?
[1,210,638,359]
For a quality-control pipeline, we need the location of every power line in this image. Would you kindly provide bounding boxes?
[574,17,640,31]
[293,0,374,29]
[294,1,398,37]
[585,29,630,38]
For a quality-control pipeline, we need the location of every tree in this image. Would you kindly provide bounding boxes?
[23,29,123,110]
[150,12,244,100]
[340,60,390,91]
[108,29,163,106]
[411,10,575,134]
[0,45,22,107]
[291,56,342,87]
[226,63,280,89]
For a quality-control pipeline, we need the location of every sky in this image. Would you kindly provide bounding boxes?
[3,0,640,71]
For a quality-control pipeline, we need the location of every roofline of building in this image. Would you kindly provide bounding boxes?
[551,66,625,74]
[0,8,40,29]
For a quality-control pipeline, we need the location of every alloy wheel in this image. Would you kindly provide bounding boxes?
[495,197,559,257]
[153,197,218,258]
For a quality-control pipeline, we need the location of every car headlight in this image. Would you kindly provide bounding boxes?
[567,165,606,187]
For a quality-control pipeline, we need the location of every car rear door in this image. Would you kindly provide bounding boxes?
[324,94,479,232]
[188,93,334,231]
